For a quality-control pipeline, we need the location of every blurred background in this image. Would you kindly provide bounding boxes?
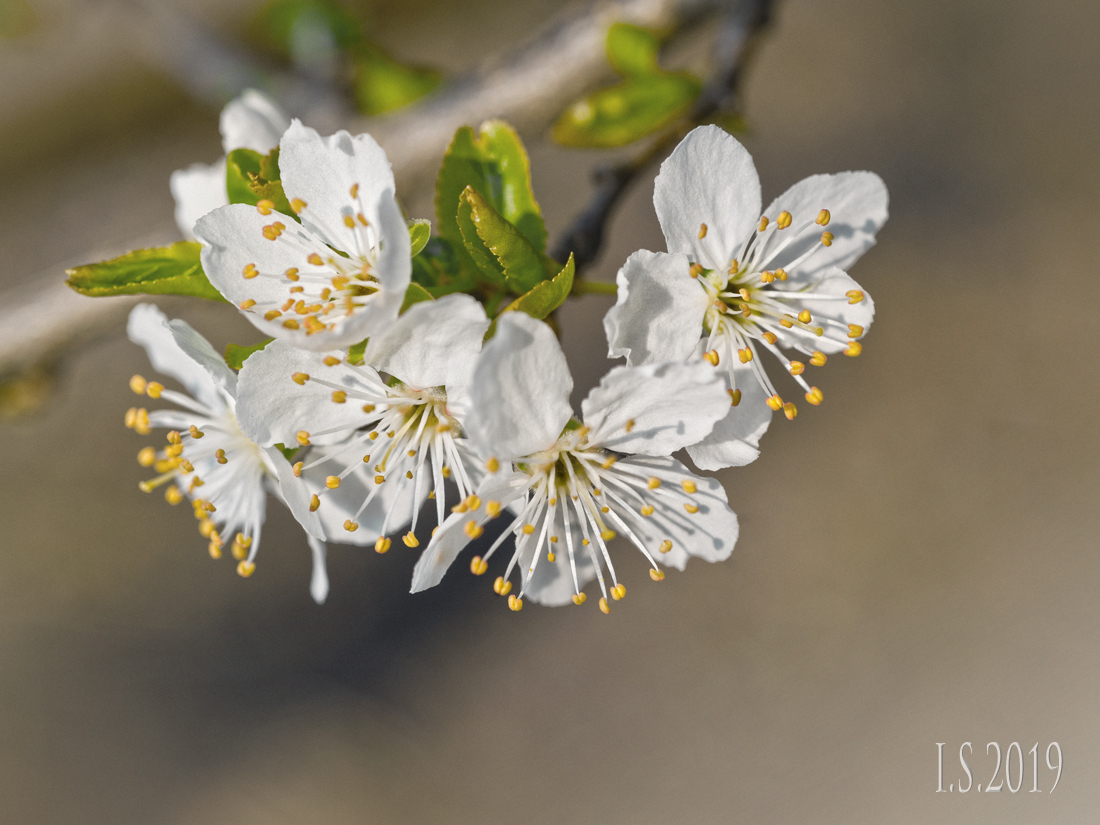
[2,0,1099,822]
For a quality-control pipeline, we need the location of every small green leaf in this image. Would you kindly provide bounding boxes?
[353,44,441,116]
[606,23,661,77]
[456,189,506,288]
[226,147,295,217]
[408,219,431,257]
[487,254,575,338]
[225,339,273,370]
[435,122,546,259]
[347,339,368,365]
[460,187,551,294]
[553,74,701,148]
[401,283,434,312]
[273,443,301,462]
[66,242,227,303]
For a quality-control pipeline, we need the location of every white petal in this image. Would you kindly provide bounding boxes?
[220,89,291,155]
[517,525,597,607]
[616,455,738,570]
[685,362,772,470]
[307,535,329,604]
[169,160,227,240]
[364,294,486,390]
[236,341,375,447]
[769,267,875,354]
[126,304,225,410]
[582,361,728,455]
[409,470,531,593]
[166,318,238,397]
[760,171,888,288]
[653,125,761,270]
[604,249,710,366]
[467,312,574,460]
[278,120,396,251]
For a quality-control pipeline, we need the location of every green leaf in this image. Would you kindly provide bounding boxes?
[456,188,506,288]
[347,339,367,365]
[66,242,227,303]
[226,147,295,217]
[460,187,550,294]
[224,339,273,370]
[353,44,441,116]
[487,254,575,338]
[606,23,662,77]
[408,219,431,257]
[401,283,434,312]
[273,443,301,462]
[435,122,546,259]
[553,74,701,148]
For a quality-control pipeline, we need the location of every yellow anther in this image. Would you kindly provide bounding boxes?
[234,533,252,550]
[321,356,340,368]
[256,199,274,215]
[600,456,617,469]
[612,583,627,600]
[208,541,222,560]
[775,268,788,281]
[239,299,257,310]
[805,387,824,405]
[467,495,482,511]
[291,198,306,213]
[550,536,558,544]
[684,503,700,514]
[698,223,708,239]
[848,324,864,338]
[282,319,300,330]
[776,210,793,229]
[307,253,324,266]
[780,316,793,328]
[375,474,385,484]
[647,477,661,490]
[242,263,259,279]
[237,560,256,578]
[263,310,282,321]
[624,418,636,433]
[214,449,227,465]
[760,270,775,284]
[129,375,147,395]
[738,347,753,364]
[649,568,666,582]
[288,461,301,478]
[331,391,347,404]
[582,539,590,546]
[387,430,395,438]
[284,267,300,282]
[190,478,205,490]
[727,259,739,274]
[337,520,356,533]
[809,351,827,367]
[783,402,797,420]
[369,431,379,440]
[789,361,805,376]
[797,309,812,323]
[758,216,769,232]
[167,431,182,445]
[762,331,777,345]
[164,485,183,505]
[599,597,611,614]
[522,524,535,535]
[703,349,719,366]
[601,529,617,541]
[493,576,512,596]
[486,501,502,518]
[465,521,484,539]
[349,183,359,199]
[640,504,654,516]
[659,540,673,553]
[187,424,202,439]
[262,223,283,241]
[821,231,834,246]
[816,209,831,226]
[738,288,751,301]
[405,471,413,479]
[343,215,356,228]
[845,341,863,357]
[689,263,704,278]
[486,456,500,473]
[766,394,783,411]
[375,536,391,553]
[309,494,320,512]
[137,446,156,467]
[231,542,247,561]
[198,519,215,538]
[681,479,697,494]
[572,593,587,605]
[728,388,742,407]
[507,594,523,612]
[452,501,468,514]
[179,459,194,473]
[324,475,341,490]
[601,506,610,514]
[470,556,489,576]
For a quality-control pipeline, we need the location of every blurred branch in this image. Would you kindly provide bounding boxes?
[0,0,749,395]
[553,0,773,275]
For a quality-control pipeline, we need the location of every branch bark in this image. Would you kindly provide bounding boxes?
[0,0,745,388]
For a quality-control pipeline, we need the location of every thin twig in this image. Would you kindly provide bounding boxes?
[553,0,774,278]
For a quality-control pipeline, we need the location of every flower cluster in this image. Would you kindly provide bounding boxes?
[122,92,887,612]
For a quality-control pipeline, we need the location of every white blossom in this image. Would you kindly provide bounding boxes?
[124,304,330,603]
[605,125,888,470]
[169,89,291,240]
[410,312,738,613]
[195,120,411,351]
[235,294,490,554]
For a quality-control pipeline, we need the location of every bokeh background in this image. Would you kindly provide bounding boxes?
[2,0,1099,822]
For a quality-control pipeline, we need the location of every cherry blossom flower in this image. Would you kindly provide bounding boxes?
[410,311,738,613]
[604,125,888,470]
[124,304,330,603]
[195,120,411,351]
[169,89,291,240]
[235,294,490,554]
